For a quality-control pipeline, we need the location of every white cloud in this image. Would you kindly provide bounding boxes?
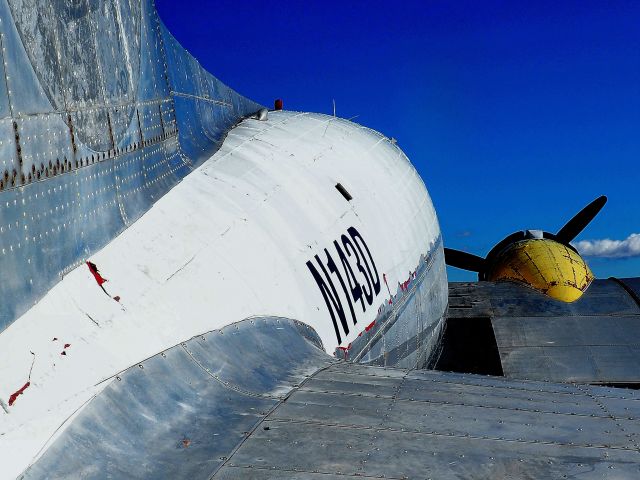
[573,233,640,258]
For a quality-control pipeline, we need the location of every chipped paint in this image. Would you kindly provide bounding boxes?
[488,239,594,302]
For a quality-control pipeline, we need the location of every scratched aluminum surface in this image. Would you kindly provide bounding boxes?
[0,0,261,332]
[26,332,640,479]
[341,241,448,369]
[448,279,640,383]
[22,317,335,479]
[218,365,640,479]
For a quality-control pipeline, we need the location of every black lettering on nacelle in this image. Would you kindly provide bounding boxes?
[336,237,365,314]
[348,226,381,296]
[307,227,381,343]
[306,252,350,344]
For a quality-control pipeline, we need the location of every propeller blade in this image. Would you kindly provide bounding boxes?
[444,248,486,273]
[556,195,607,243]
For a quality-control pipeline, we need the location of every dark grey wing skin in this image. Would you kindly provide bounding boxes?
[24,313,640,479]
[218,364,640,479]
[440,279,640,386]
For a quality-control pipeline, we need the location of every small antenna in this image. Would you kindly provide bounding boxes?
[28,351,35,380]
[332,99,336,117]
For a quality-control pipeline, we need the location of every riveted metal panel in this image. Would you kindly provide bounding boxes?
[493,315,640,348]
[489,279,640,317]
[93,0,141,105]
[137,0,168,101]
[26,345,275,479]
[301,371,402,397]
[139,101,164,141]
[16,113,74,182]
[215,468,349,479]
[182,318,334,399]
[159,23,197,95]
[348,242,448,369]
[224,363,640,479]
[398,379,602,415]
[23,345,640,479]
[0,117,17,178]
[582,385,640,440]
[0,22,10,119]
[493,315,640,382]
[227,413,640,479]
[406,367,579,393]
[0,0,262,333]
[447,280,640,383]
[0,0,57,115]
[23,317,332,479]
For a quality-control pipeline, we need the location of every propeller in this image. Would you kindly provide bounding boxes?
[443,248,486,273]
[555,195,607,243]
[444,195,607,274]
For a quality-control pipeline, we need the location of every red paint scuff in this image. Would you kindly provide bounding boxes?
[365,320,376,332]
[337,346,349,359]
[63,343,71,349]
[8,382,30,406]
[383,272,393,304]
[86,261,107,286]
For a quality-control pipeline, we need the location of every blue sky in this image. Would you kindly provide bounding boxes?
[156,0,640,281]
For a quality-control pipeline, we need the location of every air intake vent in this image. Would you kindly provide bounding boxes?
[433,317,504,376]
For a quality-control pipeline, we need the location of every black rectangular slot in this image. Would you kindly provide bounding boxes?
[335,183,352,201]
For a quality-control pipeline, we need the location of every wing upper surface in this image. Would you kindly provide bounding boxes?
[22,314,640,479]
[441,279,640,385]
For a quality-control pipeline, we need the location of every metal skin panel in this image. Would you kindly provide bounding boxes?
[498,344,640,383]
[488,279,640,317]
[0,118,18,181]
[493,315,640,347]
[0,23,11,119]
[0,0,56,115]
[448,280,638,318]
[343,239,448,369]
[22,317,333,479]
[23,325,640,479]
[446,280,640,383]
[15,113,74,184]
[491,294,640,383]
[222,364,640,479]
[0,0,261,333]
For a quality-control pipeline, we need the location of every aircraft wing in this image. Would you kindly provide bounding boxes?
[441,279,640,386]
[21,279,640,479]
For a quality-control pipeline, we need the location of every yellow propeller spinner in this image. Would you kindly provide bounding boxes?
[444,196,606,303]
